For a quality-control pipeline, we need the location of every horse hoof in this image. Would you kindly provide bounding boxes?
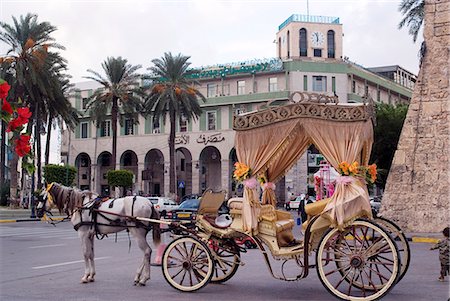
[88,278,95,282]
[138,282,146,286]
[80,279,88,284]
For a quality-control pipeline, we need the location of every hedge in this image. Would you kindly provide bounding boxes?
[107,170,133,189]
[43,164,77,187]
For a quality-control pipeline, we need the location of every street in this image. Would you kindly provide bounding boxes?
[0,221,449,301]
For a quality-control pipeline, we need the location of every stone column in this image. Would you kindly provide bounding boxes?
[382,0,450,232]
[192,160,200,195]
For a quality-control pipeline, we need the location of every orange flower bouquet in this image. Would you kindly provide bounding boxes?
[337,161,377,184]
[233,162,251,181]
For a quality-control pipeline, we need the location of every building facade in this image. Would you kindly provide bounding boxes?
[61,14,415,201]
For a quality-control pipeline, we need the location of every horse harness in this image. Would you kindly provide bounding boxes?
[73,195,152,239]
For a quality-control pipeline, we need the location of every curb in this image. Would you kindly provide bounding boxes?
[411,237,439,244]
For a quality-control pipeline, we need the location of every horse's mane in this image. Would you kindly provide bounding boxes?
[48,183,95,215]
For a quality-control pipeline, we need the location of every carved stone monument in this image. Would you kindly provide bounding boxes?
[381,0,450,232]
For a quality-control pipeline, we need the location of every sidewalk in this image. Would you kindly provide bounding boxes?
[0,207,64,223]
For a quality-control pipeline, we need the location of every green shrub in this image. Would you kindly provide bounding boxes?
[107,170,133,188]
[43,164,77,187]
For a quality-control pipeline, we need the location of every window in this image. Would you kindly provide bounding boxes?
[332,77,336,93]
[100,120,111,137]
[377,89,381,101]
[237,80,245,95]
[352,80,356,93]
[299,28,308,57]
[82,98,89,110]
[327,30,335,58]
[180,158,185,172]
[287,30,290,58]
[153,116,160,134]
[124,118,134,135]
[269,77,278,92]
[365,85,369,96]
[81,122,88,139]
[312,76,327,92]
[303,75,308,91]
[235,107,246,115]
[207,111,216,131]
[179,114,187,132]
[314,49,322,57]
[207,84,217,97]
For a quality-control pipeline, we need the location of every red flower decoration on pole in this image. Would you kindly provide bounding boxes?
[0,81,10,100]
[15,134,31,157]
[1,99,13,115]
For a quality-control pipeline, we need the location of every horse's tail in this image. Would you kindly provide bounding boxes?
[150,207,161,245]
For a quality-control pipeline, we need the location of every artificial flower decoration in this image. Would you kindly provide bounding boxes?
[0,80,10,99]
[15,134,31,157]
[1,99,13,115]
[337,161,377,184]
[233,162,251,182]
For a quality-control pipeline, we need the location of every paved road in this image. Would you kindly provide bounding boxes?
[0,221,449,301]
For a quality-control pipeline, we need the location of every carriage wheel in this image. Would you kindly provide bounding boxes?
[209,238,240,283]
[316,220,400,300]
[162,236,214,292]
[374,217,410,282]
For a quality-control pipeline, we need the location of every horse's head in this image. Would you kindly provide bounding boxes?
[36,183,56,218]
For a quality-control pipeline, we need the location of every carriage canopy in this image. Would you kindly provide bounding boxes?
[233,92,375,232]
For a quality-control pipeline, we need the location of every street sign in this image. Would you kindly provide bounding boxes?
[178,180,185,189]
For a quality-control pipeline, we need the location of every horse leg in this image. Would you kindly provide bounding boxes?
[79,229,93,284]
[87,233,96,282]
[131,228,152,286]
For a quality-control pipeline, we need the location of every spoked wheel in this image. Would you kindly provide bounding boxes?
[374,216,410,282]
[316,219,400,301]
[209,238,241,283]
[162,236,214,292]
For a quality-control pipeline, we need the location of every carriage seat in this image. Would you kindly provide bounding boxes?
[302,198,332,229]
[227,198,295,247]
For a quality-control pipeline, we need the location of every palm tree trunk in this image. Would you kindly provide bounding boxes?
[35,106,42,189]
[111,97,118,197]
[169,110,176,194]
[111,97,118,170]
[44,117,52,166]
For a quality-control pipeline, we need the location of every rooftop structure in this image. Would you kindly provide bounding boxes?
[279,14,340,31]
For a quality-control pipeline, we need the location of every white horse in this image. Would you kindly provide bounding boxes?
[37,183,161,286]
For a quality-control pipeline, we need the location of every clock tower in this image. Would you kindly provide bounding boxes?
[276,14,343,61]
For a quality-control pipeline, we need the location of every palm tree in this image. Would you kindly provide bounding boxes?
[144,52,205,194]
[0,13,65,198]
[84,57,144,174]
[398,0,426,64]
[398,0,425,43]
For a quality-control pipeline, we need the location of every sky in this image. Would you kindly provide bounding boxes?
[0,0,422,163]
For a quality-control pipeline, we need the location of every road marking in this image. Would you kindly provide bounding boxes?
[29,244,67,249]
[412,237,439,243]
[32,256,111,269]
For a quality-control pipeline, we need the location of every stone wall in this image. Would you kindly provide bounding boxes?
[381,0,450,232]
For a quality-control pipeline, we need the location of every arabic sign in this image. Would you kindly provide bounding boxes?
[175,134,190,145]
[196,133,225,145]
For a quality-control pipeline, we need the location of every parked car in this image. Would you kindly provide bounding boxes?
[370,196,382,216]
[170,198,229,221]
[285,194,315,210]
[235,236,257,249]
[147,197,178,217]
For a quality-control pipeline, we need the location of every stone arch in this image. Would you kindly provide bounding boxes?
[199,146,222,193]
[228,148,241,197]
[120,150,138,194]
[97,151,112,196]
[176,147,193,197]
[75,153,91,190]
[144,149,165,196]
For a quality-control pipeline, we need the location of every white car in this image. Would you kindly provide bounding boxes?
[285,195,315,210]
[147,197,179,217]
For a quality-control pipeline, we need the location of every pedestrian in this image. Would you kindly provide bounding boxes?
[430,226,449,282]
[297,194,308,225]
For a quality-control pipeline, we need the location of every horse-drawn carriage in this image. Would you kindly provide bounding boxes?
[159,92,410,300]
[39,92,409,300]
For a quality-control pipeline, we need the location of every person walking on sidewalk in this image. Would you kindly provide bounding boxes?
[430,226,449,282]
